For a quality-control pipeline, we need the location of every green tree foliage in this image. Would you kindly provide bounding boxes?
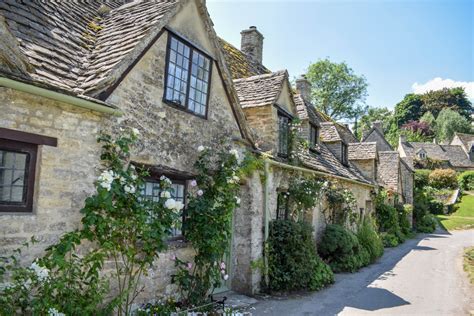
[434,108,472,142]
[458,171,474,191]
[419,111,436,127]
[420,87,472,119]
[267,220,334,292]
[356,107,393,140]
[305,58,368,121]
[393,93,423,127]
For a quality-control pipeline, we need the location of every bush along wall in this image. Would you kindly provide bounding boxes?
[458,171,474,191]
[267,220,334,292]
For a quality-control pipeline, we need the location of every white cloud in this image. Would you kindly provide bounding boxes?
[412,77,474,100]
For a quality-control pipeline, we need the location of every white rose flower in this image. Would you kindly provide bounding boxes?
[197,145,205,152]
[223,274,229,281]
[165,199,176,210]
[160,191,171,198]
[124,184,136,194]
[23,278,32,289]
[48,307,65,316]
[131,128,140,137]
[119,176,126,185]
[174,201,184,211]
[131,174,137,180]
[30,261,49,282]
[233,175,240,182]
[235,197,241,204]
[229,149,239,159]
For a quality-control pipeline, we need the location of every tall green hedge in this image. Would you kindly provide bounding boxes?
[458,171,474,191]
[267,220,334,292]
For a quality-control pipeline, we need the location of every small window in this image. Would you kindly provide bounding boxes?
[276,191,289,220]
[0,139,37,213]
[278,113,290,157]
[141,178,186,238]
[164,35,212,117]
[309,124,319,149]
[418,152,427,159]
[341,143,348,165]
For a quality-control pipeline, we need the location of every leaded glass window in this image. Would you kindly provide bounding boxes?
[310,124,319,149]
[276,191,289,220]
[140,179,186,238]
[278,114,290,157]
[164,35,211,117]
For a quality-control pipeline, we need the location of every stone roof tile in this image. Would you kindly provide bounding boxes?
[400,142,474,168]
[233,70,287,108]
[348,142,377,160]
[218,37,270,80]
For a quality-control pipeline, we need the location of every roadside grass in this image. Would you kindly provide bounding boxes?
[463,247,474,285]
[436,194,474,231]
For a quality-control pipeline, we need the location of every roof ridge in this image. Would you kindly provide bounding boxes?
[233,69,286,82]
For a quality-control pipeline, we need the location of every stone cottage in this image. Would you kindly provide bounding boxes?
[399,133,474,172]
[361,122,414,205]
[0,0,267,302]
[219,28,376,292]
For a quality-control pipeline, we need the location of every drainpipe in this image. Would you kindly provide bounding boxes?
[263,159,271,286]
[0,77,122,116]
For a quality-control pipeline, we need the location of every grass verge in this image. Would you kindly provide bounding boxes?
[463,247,474,285]
[437,194,474,231]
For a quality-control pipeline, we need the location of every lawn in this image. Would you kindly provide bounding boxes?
[436,194,474,231]
[463,247,474,285]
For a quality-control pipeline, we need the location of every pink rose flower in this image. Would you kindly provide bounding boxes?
[197,190,203,196]
[190,180,197,187]
[187,262,193,270]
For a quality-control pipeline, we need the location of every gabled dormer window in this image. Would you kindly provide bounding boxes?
[417,151,427,159]
[309,123,320,150]
[278,112,290,158]
[164,35,212,117]
[341,143,348,165]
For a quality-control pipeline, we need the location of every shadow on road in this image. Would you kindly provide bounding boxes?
[252,230,450,315]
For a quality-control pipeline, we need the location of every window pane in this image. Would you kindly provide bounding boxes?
[0,150,28,204]
[188,50,211,115]
[278,115,289,156]
[165,37,191,107]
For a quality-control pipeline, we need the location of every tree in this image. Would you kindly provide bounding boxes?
[356,107,393,140]
[392,93,423,127]
[419,111,436,127]
[420,87,472,119]
[305,58,368,122]
[435,108,472,142]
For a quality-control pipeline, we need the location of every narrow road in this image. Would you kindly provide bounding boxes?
[251,229,474,315]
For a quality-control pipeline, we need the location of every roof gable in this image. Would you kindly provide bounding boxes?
[348,142,377,160]
[233,70,287,108]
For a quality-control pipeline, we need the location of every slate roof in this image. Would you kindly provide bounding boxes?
[348,142,377,160]
[233,70,287,108]
[453,132,474,151]
[377,151,400,191]
[0,0,179,96]
[218,37,270,80]
[298,145,372,185]
[320,122,342,142]
[400,142,474,168]
[293,94,326,124]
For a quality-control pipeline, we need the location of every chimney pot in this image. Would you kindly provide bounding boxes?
[241,26,264,64]
[295,74,311,101]
[399,134,407,143]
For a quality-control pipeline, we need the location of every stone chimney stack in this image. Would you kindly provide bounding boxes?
[296,75,311,101]
[399,134,407,144]
[241,26,264,64]
[372,121,384,136]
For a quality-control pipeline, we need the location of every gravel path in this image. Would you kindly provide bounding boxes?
[251,229,474,316]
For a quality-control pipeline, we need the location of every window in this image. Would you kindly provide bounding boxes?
[341,143,348,165]
[0,139,37,213]
[309,124,319,149]
[141,178,186,238]
[418,152,427,159]
[164,35,212,117]
[276,191,289,220]
[278,113,290,157]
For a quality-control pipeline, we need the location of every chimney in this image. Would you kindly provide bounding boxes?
[399,134,407,144]
[362,129,369,140]
[296,75,311,101]
[372,121,384,136]
[241,26,264,64]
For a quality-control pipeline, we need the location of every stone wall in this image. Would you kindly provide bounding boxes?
[377,152,400,193]
[400,162,413,205]
[0,88,104,263]
[243,106,276,152]
[325,141,342,162]
[365,130,393,152]
[350,159,375,182]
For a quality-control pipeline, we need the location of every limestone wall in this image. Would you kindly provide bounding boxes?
[350,159,376,183]
[0,88,104,262]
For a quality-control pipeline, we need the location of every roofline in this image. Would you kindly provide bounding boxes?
[265,158,375,189]
[0,77,121,116]
[362,127,394,150]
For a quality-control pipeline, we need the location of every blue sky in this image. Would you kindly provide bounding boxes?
[207,0,473,111]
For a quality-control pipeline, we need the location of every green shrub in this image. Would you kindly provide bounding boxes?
[396,204,412,236]
[416,214,437,233]
[428,168,458,189]
[356,219,384,263]
[415,169,431,188]
[458,171,474,191]
[380,232,399,247]
[318,224,369,273]
[267,220,334,292]
[428,199,444,214]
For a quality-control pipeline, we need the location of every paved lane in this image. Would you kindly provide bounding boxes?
[251,229,474,315]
